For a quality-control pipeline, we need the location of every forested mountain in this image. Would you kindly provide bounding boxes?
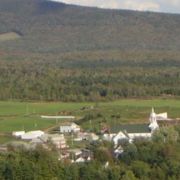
[0,0,180,101]
[0,0,180,53]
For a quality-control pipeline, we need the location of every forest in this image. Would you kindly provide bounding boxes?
[0,55,180,101]
[0,125,179,179]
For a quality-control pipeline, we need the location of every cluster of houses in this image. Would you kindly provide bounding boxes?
[12,121,98,163]
[11,108,170,162]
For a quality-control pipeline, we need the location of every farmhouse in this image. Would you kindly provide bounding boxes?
[60,123,80,133]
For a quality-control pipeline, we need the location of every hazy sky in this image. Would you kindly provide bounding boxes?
[51,0,180,14]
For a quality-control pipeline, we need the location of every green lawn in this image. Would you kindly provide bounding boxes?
[0,99,179,133]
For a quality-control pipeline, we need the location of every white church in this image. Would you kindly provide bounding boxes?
[104,108,166,146]
[148,108,159,132]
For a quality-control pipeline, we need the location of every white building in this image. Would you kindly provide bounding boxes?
[60,123,80,133]
[103,133,116,142]
[149,108,159,132]
[113,131,128,146]
[156,112,168,120]
[21,130,44,140]
[108,108,161,147]
[12,131,25,138]
[128,133,152,140]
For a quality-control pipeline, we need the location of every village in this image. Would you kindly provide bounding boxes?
[1,107,174,164]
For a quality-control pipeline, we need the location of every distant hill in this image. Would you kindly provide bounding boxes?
[0,0,180,54]
[0,0,180,101]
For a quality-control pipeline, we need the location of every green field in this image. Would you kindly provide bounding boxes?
[0,99,179,134]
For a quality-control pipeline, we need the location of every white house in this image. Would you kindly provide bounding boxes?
[60,123,80,133]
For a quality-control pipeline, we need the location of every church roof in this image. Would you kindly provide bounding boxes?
[110,124,150,134]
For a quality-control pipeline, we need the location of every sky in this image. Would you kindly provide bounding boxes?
[51,0,180,14]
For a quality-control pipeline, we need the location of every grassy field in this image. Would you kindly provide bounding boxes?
[0,99,179,134]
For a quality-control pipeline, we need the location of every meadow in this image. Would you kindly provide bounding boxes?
[0,99,179,134]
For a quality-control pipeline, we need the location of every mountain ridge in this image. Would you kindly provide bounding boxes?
[0,0,180,54]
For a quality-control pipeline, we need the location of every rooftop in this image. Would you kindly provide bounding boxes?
[110,124,150,134]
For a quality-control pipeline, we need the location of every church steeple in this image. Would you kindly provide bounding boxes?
[149,107,159,132]
[149,107,156,123]
[151,107,154,114]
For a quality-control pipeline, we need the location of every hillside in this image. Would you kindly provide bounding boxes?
[0,0,180,101]
[0,0,180,53]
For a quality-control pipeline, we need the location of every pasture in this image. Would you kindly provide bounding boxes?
[0,99,179,134]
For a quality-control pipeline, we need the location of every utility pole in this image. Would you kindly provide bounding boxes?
[71,133,74,147]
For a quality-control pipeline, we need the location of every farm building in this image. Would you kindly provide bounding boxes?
[21,130,44,140]
[60,123,80,133]
[12,131,25,138]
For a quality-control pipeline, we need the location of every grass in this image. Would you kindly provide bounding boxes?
[0,99,179,134]
[0,136,15,144]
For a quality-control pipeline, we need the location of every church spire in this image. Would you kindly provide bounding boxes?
[149,108,159,132]
[152,107,154,113]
